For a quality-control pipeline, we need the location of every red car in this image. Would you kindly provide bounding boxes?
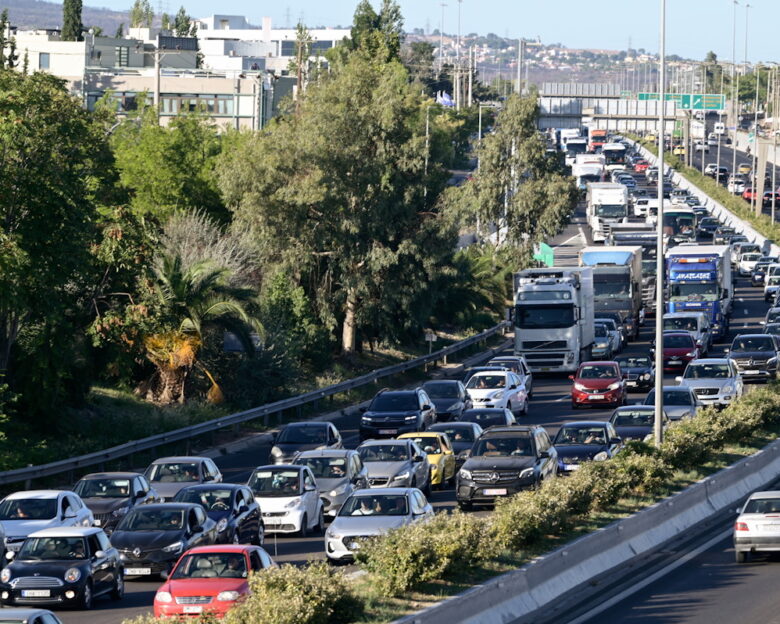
[634,160,649,173]
[153,545,276,618]
[570,361,626,409]
[742,187,758,202]
[657,331,699,372]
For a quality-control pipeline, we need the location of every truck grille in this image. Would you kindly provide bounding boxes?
[523,353,566,367]
[522,340,567,349]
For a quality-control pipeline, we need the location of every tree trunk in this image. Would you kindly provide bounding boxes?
[147,365,188,405]
[341,289,357,355]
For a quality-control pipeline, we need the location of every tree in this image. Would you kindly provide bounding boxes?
[62,0,83,41]
[129,0,153,29]
[173,6,197,37]
[403,41,435,86]
[161,13,171,32]
[288,23,313,110]
[341,0,403,62]
[0,9,18,69]
[114,23,124,38]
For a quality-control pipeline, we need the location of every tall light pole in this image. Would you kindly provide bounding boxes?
[731,0,739,182]
[654,0,667,448]
[439,3,447,72]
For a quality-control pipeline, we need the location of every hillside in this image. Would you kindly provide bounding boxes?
[3,0,127,34]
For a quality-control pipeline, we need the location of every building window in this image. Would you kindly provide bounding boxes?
[39,52,50,69]
[115,46,129,67]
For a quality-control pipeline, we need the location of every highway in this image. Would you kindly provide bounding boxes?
[54,168,775,624]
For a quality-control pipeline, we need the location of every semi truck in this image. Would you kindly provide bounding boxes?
[665,245,733,339]
[564,137,589,167]
[586,182,630,242]
[578,245,643,340]
[607,224,659,317]
[589,129,608,152]
[513,268,595,373]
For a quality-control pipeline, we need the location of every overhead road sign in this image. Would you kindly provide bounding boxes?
[637,93,725,110]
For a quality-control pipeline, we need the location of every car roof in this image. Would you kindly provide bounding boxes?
[469,370,508,377]
[663,330,693,336]
[79,472,142,480]
[132,502,204,511]
[463,408,507,414]
[733,333,774,339]
[149,456,210,463]
[176,483,243,492]
[560,421,609,428]
[430,422,477,429]
[398,432,446,440]
[251,464,303,471]
[579,361,619,367]
[687,358,731,365]
[5,490,65,500]
[650,386,693,392]
[422,379,461,385]
[748,491,780,500]
[0,610,61,618]
[357,439,412,447]
[613,405,654,412]
[28,527,103,538]
[377,390,417,396]
[183,544,260,555]
[294,449,354,458]
[481,426,534,436]
[282,421,329,429]
[351,487,415,496]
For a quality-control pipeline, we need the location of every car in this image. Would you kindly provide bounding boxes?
[173,484,264,546]
[0,527,123,610]
[714,226,737,244]
[727,176,746,194]
[291,449,368,518]
[737,163,752,176]
[487,356,534,397]
[734,491,780,563]
[694,141,709,152]
[459,408,516,428]
[324,488,433,562]
[704,163,719,176]
[764,306,780,325]
[144,457,223,501]
[609,406,668,443]
[461,365,510,385]
[643,386,701,420]
[697,216,720,239]
[111,503,218,578]
[670,189,690,205]
[591,324,613,360]
[429,422,483,469]
[662,312,711,354]
[762,191,780,207]
[617,175,636,189]
[73,472,159,535]
[246,465,324,537]
[725,334,780,382]
[153,545,276,617]
[764,322,780,337]
[691,205,708,218]
[751,256,778,286]
[614,354,655,392]
[765,273,780,301]
[359,388,436,441]
[552,421,623,474]
[456,425,557,510]
[397,432,456,489]
[632,197,651,218]
[356,438,431,494]
[0,491,93,554]
[269,422,343,465]
[742,187,758,202]
[655,331,699,372]
[464,370,529,415]
[570,361,626,409]
[0,609,63,624]
[672,144,685,156]
[675,358,743,408]
[420,380,471,421]
[595,318,621,354]
[597,310,632,343]
[731,242,761,265]
[634,160,649,173]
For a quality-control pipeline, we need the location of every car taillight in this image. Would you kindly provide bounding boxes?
[734,522,749,531]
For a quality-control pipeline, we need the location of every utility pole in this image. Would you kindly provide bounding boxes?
[439,3,446,73]
[154,47,161,112]
[468,45,473,106]
[732,0,739,182]
[516,38,523,95]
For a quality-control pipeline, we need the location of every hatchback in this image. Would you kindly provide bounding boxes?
[570,361,626,409]
[734,491,780,563]
[655,331,699,372]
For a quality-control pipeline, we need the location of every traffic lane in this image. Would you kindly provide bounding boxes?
[61,579,158,624]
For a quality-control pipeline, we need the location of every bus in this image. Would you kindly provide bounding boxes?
[602,142,627,172]
[663,206,696,245]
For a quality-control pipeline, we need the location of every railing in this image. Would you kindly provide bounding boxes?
[0,322,510,487]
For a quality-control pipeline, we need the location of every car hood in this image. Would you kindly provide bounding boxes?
[614,426,652,441]
[315,477,349,494]
[363,461,410,479]
[461,456,534,471]
[162,577,248,596]
[111,529,185,551]
[253,495,302,512]
[1,518,60,538]
[466,388,507,399]
[574,378,619,390]
[329,515,410,535]
[364,411,419,420]
[730,350,774,360]
[8,559,89,576]
[83,497,130,515]
[621,366,652,375]
[152,482,195,500]
[275,442,327,456]
[663,347,694,356]
[430,397,462,411]
[679,379,733,389]
[554,444,607,459]
[659,405,695,420]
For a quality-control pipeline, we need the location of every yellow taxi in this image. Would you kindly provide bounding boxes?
[738,163,752,176]
[672,144,686,156]
[397,432,456,488]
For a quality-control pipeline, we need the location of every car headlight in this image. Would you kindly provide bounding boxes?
[642,373,651,380]
[722,385,734,394]
[596,341,609,348]
[285,498,302,509]
[155,591,173,603]
[446,403,461,412]
[685,352,697,357]
[216,517,228,533]
[768,358,778,365]
[1,568,11,583]
[329,483,349,497]
[162,541,183,554]
[64,567,82,583]
[361,415,372,423]
[217,590,241,602]
[607,382,620,391]
[574,382,587,391]
[270,446,283,457]
[391,471,410,482]
[326,531,342,539]
[518,468,534,479]
[593,451,609,461]
[491,390,504,399]
[112,506,129,517]
[404,415,418,421]
[458,469,472,480]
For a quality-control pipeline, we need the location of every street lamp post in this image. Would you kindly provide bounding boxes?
[731,0,739,182]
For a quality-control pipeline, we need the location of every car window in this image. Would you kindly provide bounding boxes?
[411,492,425,514]
[88,535,101,556]
[358,444,409,462]
[249,551,263,571]
[97,531,112,551]
[303,472,315,491]
[259,549,273,568]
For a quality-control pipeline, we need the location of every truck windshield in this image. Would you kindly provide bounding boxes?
[603,150,625,164]
[595,204,626,218]
[515,304,575,329]
[593,278,629,298]
[567,143,587,155]
[642,260,657,276]
[669,283,719,301]
[580,174,602,184]
[663,214,695,235]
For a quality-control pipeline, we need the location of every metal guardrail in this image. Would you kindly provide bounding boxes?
[0,322,510,487]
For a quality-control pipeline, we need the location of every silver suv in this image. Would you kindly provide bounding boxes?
[356,439,431,495]
[676,358,743,408]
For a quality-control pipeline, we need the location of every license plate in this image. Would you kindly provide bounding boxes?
[541,367,551,372]
[588,394,605,400]
[483,488,507,496]
[669,361,682,366]
[21,590,50,598]
[745,370,760,375]
[379,429,397,435]
[183,606,203,614]
[125,567,152,576]
[564,464,580,471]
[626,381,637,387]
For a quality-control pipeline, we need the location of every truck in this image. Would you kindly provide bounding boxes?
[663,206,696,245]
[606,224,659,318]
[564,137,589,167]
[559,128,581,149]
[586,182,630,242]
[513,268,595,373]
[578,246,643,340]
[572,160,605,192]
[601,142,627,172]
[589,129,608,152]
[665,245,733,340]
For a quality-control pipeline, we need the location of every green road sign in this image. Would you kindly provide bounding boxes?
[637,92,725,110]
[533,242,554,267]
[620,90,632,99]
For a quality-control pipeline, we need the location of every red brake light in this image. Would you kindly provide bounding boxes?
[734,522,749,531]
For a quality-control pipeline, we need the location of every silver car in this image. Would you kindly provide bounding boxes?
[293,449,369,517]
[675,358,743,408]
[643,386,701,420]
[356,439,431,494]
[324,488,434,562]
[595,318,622,354]
[0,609,63,623]
[734,491,780,563]
[143,456,223,501]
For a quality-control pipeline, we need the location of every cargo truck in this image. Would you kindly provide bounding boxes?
[607,224,659,318]
[586,183,630,243]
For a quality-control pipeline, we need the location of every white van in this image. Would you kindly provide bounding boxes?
[663,312,712,354]
[714,122,726,136]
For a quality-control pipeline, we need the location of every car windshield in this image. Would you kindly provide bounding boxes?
[742,254,761,262]
[578,365,618,379]
[461,411,506,426]
[118,508,185,531]
[596,320,616,331]
[555,426,607,445]
[174,488,233,511]
[684,364,731,379]
[339,494,409,517]
[645,390,693,406]
[612,410,654,426]
[472,436,532,457]
[295,457,348,479]
[594,325,608,338]
[765,324,780,335]
[431,426,475,443]
[664,318,698,332]
[358,445,409,462]
[743,498,780,514]
[147,462,199,483]
[732,337,775,352]
[766,310,780,323]
[276,425,327,445]
[369,393,418,411]
[466,374,506,390]
[74,478,132,499]
[616,356,651,368]
[664,334,694,349]
[422,382,460,399]
[18,537,88,561]
[404,437,442,455]
[172,553,248,579]
[0,498,57,521]
[247,469,301,497]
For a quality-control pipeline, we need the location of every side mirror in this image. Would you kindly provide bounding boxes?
[724,348,730,354]
[5,551,15,561]
[422,404,432,411]
[63,511,77,520]
[359,406,368,413]
[191,524,203,533]
[539,450,550,458]
[412,455,424,463]
[304,483,317,492]
[270,431,278,442]
[723,289,729,299]
[649,348,655,354]
[509,384,517,390]
[675,376,683,383]
[94,550,106,559]
[238,505,249,515]
[134,490,145,499]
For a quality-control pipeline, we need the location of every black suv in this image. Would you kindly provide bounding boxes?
[456,425,557,510]
[726,334,780,382]
[359,389,436,441]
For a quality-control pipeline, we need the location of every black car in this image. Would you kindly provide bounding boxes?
[609,406,668,442]
[615,354,655,392]
[270,422,343,464]
[73,472,159,534]
[0,527,123,610]
[359,388,436,441]
[552,421,623,475]
[726,334,780,382]
[111,503,217,578]
[421,380,471,422]
[429,422,484,469]
[173,484,264,546]
[714,227,737,245]
[456,425,557,510]
[459,408,516,429]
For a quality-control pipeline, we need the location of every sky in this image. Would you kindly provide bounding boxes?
[83,0,777,64]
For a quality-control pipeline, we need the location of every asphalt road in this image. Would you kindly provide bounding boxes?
[57,175,774,624]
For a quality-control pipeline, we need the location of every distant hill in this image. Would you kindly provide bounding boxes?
[3,0,128,35]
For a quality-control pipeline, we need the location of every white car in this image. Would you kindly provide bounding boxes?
[734,491,780,563]
[738,252,762,276]
[764,273,780,302]
[0,490,94,552]
[464,371,528,415]
[728,176,746,194]
[694,141,709,152]
[247,465,324,537]
[633,197,650,217]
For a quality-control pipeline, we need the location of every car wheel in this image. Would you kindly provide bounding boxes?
[458,501,473,512]
[314,508,325,536]
[423,471,432,497]
[80,580,94,610]
[298,514,308,538]
[253,522,265,546]
[735,550,749,564]
[111,570,124,601]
